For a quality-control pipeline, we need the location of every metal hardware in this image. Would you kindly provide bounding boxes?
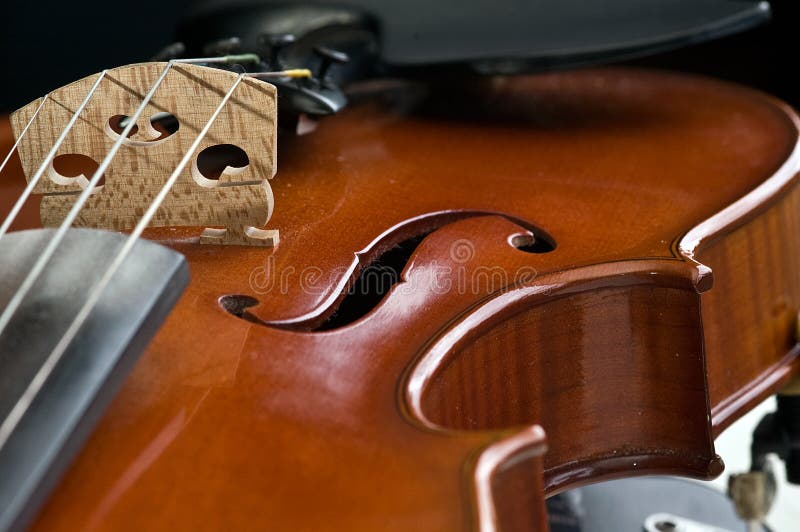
[728,465,775,530]
[151,41,187,61]
[260,33,296,69]
[548,477,763,532]
[202,36,242,56]
[314,45,350,81]
[725,341,800,530]
[643,513,735,532]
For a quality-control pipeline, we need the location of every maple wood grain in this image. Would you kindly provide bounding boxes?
[10,62,279,246]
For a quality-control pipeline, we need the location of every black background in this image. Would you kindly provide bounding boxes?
[0,0,797,111]
[0,0,190,111]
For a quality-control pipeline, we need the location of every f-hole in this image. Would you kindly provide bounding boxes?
[218,212,556,331]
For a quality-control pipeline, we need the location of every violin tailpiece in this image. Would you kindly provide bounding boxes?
[9,62,279,246]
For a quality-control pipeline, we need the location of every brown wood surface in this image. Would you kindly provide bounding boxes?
[2,67,800,531]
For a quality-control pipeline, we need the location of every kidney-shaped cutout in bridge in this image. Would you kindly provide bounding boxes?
[192,144,250,187]
[106,112,180,146]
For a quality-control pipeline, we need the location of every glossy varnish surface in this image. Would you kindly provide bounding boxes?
[1,68,800,530]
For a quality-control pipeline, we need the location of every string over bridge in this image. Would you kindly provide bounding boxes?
[10,62,279,246]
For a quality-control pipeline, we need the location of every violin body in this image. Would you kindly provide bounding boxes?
[2,67,800,531]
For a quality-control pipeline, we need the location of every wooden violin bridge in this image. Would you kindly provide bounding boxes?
[10,62,279,247]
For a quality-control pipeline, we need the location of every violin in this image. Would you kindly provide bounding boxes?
[1,2,800,531]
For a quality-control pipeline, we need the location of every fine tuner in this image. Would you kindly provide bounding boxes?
[156,34,351,120]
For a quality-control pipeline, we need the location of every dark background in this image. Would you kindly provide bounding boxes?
[629,0,800,108]
[1,0,798,112]
[0,0,191,111]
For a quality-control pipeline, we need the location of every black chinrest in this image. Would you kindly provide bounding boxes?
[179,0,771,75]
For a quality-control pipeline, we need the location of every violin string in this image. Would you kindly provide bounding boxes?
[0,60,281,449]
[248,68,312,79]
[0,72,110,241]
[0,55,261,243]
[0,72,247,450]
[176,53,260,65]
[0,57,273,349]
[0,62,176,342]
[0,95,48,181]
